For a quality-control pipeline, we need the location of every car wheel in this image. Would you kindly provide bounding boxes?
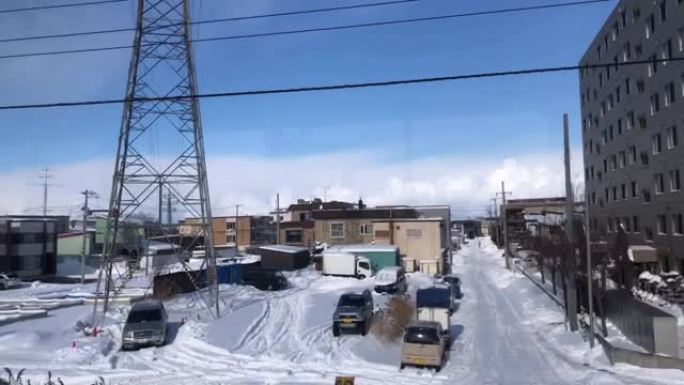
[400,364,405,370]
[332,322,340,337]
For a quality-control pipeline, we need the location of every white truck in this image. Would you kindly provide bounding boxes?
[416,287,452,344]
[322,252,373,279]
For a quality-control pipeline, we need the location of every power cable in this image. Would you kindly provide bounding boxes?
[0,0,417,44]
[0,56,677,111]
[0,0,612,60]
[0,0,127,15]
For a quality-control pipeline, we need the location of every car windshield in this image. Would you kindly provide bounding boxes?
[127,309,162,323]
[404,327,440,345]
[338,295,365,307]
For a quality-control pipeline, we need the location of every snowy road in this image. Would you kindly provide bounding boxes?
[2,239,677,384]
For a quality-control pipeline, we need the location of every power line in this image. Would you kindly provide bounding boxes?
[0,0,418,44]
[0,0,127,15]
[0,56,677,111]
[0,0,612,60]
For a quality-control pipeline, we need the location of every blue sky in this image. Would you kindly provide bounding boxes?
[0,0,615,216]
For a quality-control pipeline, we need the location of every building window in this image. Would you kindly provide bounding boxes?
[679,27,684,52]
[650,93,660,115]
[607,218,613,233]
[624,217,631,232]
[667,126,678,149]
[665,82,676,107]
[226,222,235,230]
[635,44,643,57]
[612,186,618,201]
[646,15,655,39]
[639,114,647,129]
[619,151,626,168]
[285,230,303,243]
[622,43,631,61]
[625,77,631,94]
[359,224,373,236]
[330,222,344,238]
[226,235,236,244]
[627,111,634,130]
[637,79,645,93]
[617,119,623,135]
[670,169,681,191]
[631,181,638,198]
[629,145,637,164]
[645,227,654,241]
[659,1,667,22]
[621,183,627,199]
[603,158,608,173]
[641,151,649,166]
[655,173,665,194]
[633,216,640,233]
[407,229,423,238]
[657,214,668,235]
[643,189,652,203]
[611,154,617,170]
[609,125,614,140]
[299,212,307,221]
[673,214,684,235]
[652,134,662,154]
[605,187,609,202]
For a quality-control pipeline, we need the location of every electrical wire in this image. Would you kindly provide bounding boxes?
[0,56,678,111]
[0,0,612,60]
[0,0,418,44]
[0,0,127,15]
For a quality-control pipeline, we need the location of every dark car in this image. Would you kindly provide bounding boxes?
[332,289,374,336]
[441,274,463,299]
[242,266,288,291]
[122,300,168,350]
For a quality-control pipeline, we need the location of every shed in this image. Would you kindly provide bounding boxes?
[258,245,311,271]
[325,244,399,272]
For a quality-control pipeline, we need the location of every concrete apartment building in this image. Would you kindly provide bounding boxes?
[580,0,684,271]
[0,216,69,276]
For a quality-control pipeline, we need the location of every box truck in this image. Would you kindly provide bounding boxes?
[322,252,373,279]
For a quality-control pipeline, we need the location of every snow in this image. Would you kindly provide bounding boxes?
[1,238,682,384]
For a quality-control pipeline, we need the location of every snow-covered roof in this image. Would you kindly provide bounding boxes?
[326,244,398,253]
[259,245,308,254]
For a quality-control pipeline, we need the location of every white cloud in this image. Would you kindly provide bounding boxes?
[0,150,583,220]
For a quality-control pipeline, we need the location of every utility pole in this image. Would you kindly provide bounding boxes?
[490,197,499,246]
[500,182,511,269]
[166,193,173,225]
[80,190,98,284]
[323,185,330,204]
[276,193,281,245]
[585,192,595,348]
[234,204,242,248]
[41,167,53,216]
[158,182,163,225]
[564,113,579,332]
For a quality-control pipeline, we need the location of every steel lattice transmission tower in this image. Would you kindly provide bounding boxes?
[92,0,218,323]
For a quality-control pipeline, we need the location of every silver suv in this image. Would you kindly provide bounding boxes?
[122,300,168,350]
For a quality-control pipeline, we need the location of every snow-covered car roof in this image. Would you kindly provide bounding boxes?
[375,267,401,284]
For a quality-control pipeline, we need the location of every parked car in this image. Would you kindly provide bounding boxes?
[122,300,168,350]
[374,266,407,294]
[322,251,372,279]
[332,289,374,336]
[242,266,288,291]
[400,321,448,371]
[0,273,19,290]
[440,274,463,299]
